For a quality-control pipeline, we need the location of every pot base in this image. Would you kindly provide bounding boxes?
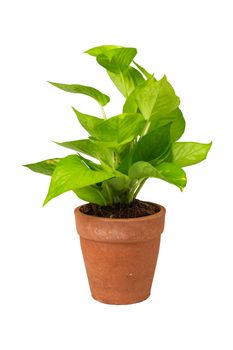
[80,236,161,305]
[91,293,150,305]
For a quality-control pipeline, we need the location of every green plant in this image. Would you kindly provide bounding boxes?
[24,45,212,206]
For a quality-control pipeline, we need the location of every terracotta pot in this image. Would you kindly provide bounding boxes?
[74,203,166,305]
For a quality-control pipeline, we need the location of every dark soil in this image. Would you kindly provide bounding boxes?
[80,199,160,218]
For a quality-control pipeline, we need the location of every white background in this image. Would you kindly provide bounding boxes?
[0,0,232,349]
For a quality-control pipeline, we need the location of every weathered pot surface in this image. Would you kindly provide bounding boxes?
[74,202,166,305]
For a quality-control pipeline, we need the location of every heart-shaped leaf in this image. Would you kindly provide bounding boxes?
[43,155,114,205]
[172,142,212,167]
[129,161,187,190]
[96,47,137,74]
[148,108,186,142]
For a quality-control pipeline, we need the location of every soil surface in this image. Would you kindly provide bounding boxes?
[80,199,160,218]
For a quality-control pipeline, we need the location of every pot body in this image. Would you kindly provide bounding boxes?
[74,203,166,305]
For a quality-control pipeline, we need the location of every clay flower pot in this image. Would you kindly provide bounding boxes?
[74,203,166,305]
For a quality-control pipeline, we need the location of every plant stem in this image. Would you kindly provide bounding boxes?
[133,178,147,198]
[105,183,113,205]
[141,120,151,137]
[100,104,107,120]
[114,151,120,169]
[127,178,147,203]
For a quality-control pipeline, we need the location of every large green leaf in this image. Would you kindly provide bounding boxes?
[86,45,144,97]
[92,113,145,146]
[108,66,144,97]
[43,155,114,205]
[74,186,107,206]
[55,139,113,166]
[128,161,187,190]
[23,157,110,205]
[72,107,104,137]
[148,108,186,142]
[118,123,171,174]
[96,47,137,74]
[48,82,110,106]
[133,123,171,163]
[85,45,122,56]
[172,142,212,167]
[123,76,180,120]
[23,158,61,176]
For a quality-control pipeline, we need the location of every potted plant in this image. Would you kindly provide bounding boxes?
[24,45,212,305]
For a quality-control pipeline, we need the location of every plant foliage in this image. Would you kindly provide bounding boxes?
[24,45,212,206]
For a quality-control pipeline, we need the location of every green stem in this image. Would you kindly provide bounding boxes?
[127,179,139,203]
[105,183,113,205]
[114,151,120,169]
[99,104,107,120]
[133,178,147,199]
[127,178,147,203]
[141,120,151,137]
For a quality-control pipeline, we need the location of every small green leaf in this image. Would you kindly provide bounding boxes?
[129,161,187,190]
[148,108,186,142]
[124,77,157,118]
[48,82,110,106]
[133,123,171,163]
[123,76,180,120]
[72,107,104,137]
[74,186,107,206]
[85,45,122,56]
[172,142,212,167]
[155,162,187,190]
[43,155,114,205]
[151,76,180,118]
[23,158,61,176]
[96,47,137,74]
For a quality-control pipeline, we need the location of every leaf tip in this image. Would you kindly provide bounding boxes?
[22,163,31,170]
[71,106,79,116]
[43,195,50,207]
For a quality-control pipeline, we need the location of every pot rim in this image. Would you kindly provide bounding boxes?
[74,202,166,223]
